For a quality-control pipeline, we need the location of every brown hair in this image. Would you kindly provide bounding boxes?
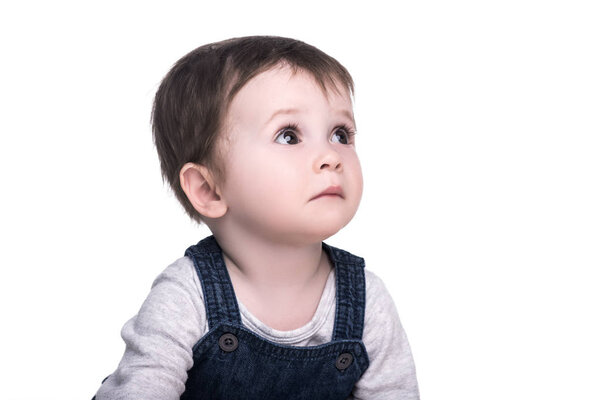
[151,36,354,225]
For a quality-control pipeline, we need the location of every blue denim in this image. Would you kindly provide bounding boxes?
[181,235,369,400]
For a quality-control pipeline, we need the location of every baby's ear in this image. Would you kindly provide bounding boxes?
[179,163,227,218]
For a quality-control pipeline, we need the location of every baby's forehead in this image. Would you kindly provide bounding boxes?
[229,65,352,112]
[230,63,351,101]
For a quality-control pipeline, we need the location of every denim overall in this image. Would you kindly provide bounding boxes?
[180,235,370,400]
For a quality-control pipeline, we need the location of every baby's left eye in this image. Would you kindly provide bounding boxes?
[331,126,355,145]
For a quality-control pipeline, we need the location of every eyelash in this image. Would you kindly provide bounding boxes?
[275,123,356,145]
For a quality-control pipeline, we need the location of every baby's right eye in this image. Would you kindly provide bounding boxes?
[275,125,300,145]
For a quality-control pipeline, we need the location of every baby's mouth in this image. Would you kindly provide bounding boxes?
[310,185,344,201]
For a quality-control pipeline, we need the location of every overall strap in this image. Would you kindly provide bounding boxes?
[322,243,367,341]
[184,235,241,329]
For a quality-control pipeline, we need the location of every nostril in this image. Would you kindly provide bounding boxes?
[320,161,342,170]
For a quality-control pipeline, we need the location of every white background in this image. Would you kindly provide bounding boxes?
[1,1,598,399]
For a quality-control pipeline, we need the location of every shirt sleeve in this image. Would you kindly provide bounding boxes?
[349,270,420,400]
[94,257,207,400]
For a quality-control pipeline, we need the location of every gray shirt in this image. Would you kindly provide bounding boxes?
[95,255,419,399]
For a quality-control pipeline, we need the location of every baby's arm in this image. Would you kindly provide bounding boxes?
[350,271,420,400]
[94,258,207,400]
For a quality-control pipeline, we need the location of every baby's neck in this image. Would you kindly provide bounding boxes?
[213,230,333,330]
[216,230,328,289]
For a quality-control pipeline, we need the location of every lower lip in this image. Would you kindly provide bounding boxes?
[313,194,343,200]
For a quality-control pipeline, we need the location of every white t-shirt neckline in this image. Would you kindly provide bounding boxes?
[237,268,336,345]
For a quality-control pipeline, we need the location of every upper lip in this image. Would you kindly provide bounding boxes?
[311,185,344,200]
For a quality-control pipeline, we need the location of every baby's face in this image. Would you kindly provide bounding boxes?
[218,65,363,244]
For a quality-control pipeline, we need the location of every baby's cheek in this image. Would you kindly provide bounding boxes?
[355,170,364,202]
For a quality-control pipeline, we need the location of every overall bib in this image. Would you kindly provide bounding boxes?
[181,235,370,400]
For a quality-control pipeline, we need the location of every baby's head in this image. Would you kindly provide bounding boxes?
[152,36,362,242]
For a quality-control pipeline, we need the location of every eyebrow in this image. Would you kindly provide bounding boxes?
[264,108,356,126]
[265,108,301,126]
[337,109,356,124]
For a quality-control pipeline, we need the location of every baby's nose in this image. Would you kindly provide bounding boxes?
[314,147,343,173]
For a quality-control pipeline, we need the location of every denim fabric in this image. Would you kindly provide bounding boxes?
[181,235,369,400]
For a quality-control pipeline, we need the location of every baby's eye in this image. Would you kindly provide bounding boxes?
[275,126,300,145]
[331,126,355,145]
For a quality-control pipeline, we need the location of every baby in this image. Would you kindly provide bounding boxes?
[94,36,419,400]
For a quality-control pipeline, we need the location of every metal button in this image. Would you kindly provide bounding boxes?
[336,352,354,370]
[218,333,239,352]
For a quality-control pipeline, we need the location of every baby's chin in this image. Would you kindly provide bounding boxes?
[270,215,354,245]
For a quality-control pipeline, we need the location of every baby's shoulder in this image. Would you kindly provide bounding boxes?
[363,269,398,318]
[149,255,204,302]
[364,269,385,289]
[153,255,194,280]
